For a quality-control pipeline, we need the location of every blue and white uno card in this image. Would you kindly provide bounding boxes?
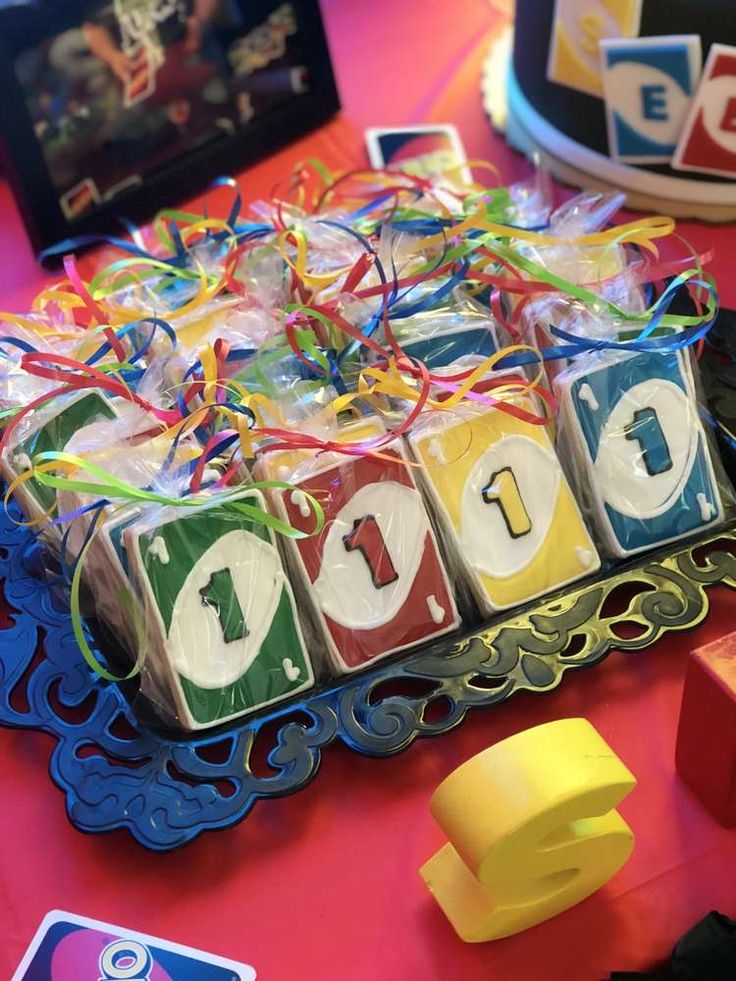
[600,35,702,164]
[11,911,257,981]
[560,351,722,557]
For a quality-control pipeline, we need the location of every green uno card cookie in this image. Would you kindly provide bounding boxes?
[125,489,314,730]
[2,392,117,524]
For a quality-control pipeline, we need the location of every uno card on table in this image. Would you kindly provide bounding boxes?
[547,0,643,96]
[673,43,736,178]
[601,36,702,163]
[557,351,723,558]
[12,910,256,980]
[365,124,470,183]
[259,423,459,673]
[125,490,315,730]
[124,44,156,108]
[407,388,600,615]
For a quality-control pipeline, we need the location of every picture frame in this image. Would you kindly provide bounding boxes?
[0,0,340,258]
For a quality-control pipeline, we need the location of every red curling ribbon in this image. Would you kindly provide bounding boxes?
[352,259,459,301]
[213,338,230,405]
[342,252,375,295]
[0,383,79,455]
[62,256,128,363]
[0,353,181,454]
[189,430,236,493]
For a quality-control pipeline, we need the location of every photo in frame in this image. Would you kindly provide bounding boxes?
[0,0,339,256]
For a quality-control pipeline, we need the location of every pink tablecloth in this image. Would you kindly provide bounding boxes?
[1,2,736,978]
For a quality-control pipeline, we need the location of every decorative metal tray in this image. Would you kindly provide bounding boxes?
[2,488,735,851]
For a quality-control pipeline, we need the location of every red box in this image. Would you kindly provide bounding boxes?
[676,633,736,826]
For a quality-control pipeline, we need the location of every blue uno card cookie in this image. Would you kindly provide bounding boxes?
[559,351,723,557]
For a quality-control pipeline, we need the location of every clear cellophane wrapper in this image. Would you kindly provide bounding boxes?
[1,166,730,732]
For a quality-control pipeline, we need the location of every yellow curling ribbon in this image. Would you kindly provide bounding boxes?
[332,344,546,416]
[417,212,674,254]
[107,264,222,327]
[179,218,236,249]
[275,226,354,291]
[199,343,220,405]
[0,311,82,339]
[32,290,87,314]
[4,463,62,525]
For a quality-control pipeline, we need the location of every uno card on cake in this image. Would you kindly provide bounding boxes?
[557,351,723,557]
[259,421,459,673]
[673,43,736,178]
[125,490,314,730]
[547,0,643,97]
[407,388,600,615]
[12,910,256,980]
[601,36,702,163]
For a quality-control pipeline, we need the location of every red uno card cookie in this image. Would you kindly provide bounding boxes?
[261,431,459,673]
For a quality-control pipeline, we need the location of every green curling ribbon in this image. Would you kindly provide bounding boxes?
[31,452,324,538]
[31,451,325,683]
[481,239,715,331]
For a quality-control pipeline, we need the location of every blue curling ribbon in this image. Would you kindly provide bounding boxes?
[348,187,424,223]
[317,217,466,364]
[210,176,243,232]
[327,350,348,396]
[314,220,391,365]
[390,259,470,320]
[493,275,719,372]
[167,221,188,265]
[56,500,109,587]
[39,233,154,264]
[0,336,38,356]
[223,346,257,363]
[84,317,177,372]
[700,405,736,453]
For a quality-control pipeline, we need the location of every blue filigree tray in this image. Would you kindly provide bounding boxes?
[2,491,735,851]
